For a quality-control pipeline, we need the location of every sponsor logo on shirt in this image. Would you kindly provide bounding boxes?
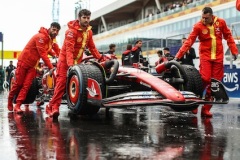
[39,38,44,43]
[202,29,208,34]
[77,37,82,42]
[215,27,220,34]
[67,31,74,38]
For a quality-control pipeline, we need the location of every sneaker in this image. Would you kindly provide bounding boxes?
[51,107,59,119]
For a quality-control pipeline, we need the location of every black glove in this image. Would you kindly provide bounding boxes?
[232,54,238,61]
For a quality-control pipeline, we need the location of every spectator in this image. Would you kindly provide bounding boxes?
[187,0,192,4]
[179,38,196,66]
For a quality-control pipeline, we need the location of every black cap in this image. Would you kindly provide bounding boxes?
[163,47,169,51]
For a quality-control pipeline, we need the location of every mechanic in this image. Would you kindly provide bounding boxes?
[122,44,132,65]
[179,38,196,66]
[5,61,16,89]
[106,43,116,55]
[7,22,61,114]
[174,7,238,117]
[45,9,106,119]
[131,40,144,64]
[155,50,166,66]
[163,47,174,61]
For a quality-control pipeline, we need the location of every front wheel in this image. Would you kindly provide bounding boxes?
[66,64,105,115]
[182,65,203,98]
[171,65,203,112]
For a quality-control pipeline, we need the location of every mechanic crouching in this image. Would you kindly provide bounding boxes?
[7,22,61,114]
[45,9,107,119]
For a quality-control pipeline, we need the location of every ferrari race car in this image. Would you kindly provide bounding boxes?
[10,54,229,115]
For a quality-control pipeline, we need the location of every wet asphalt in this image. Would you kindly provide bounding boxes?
[0,91,240,160]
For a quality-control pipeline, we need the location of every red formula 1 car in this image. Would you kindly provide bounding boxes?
[11,54,229,115]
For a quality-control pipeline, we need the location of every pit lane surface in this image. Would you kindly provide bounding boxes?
[0,91,240,160]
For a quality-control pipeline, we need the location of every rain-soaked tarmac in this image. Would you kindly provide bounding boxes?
[1,91,240,160]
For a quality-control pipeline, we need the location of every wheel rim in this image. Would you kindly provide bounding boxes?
[69,75,80,104]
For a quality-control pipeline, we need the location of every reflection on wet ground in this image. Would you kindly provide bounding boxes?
[1,91,240,160]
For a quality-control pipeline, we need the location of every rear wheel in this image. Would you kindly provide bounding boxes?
[66,64,105,115]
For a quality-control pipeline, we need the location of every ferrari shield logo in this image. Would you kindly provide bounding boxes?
[202,29,208,34]
[77,37,82,42]
[87,82,97,97]
[86,78,102,100]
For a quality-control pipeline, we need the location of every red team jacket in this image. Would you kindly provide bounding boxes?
[59,20,102,66]
[175,16,238,62]
[18,27,54,69]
